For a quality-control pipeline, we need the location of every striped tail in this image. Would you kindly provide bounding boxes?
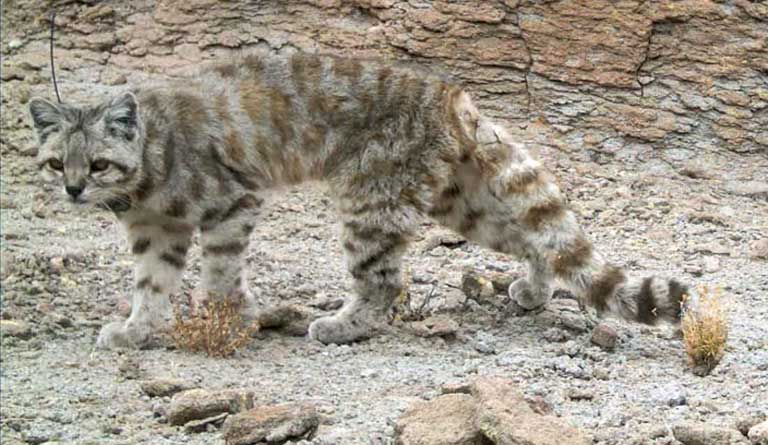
[562,254,692,325]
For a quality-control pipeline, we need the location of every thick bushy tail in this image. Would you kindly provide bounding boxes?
[558,252,692,325]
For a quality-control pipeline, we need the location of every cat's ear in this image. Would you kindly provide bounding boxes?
[105,92,140,140]
[29,98,63,137]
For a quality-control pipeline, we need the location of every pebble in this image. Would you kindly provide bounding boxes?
[749,420,768,445]
[118,356,142,380]
[567,388,595,401]
[651,384,687,407]
[702,256,721,273]
[8,39,23,50]
[749,239,768,260]
[543,327,570,343]
[736,413,766,436]
[1,319,33,339]
[408,314,458,338]
[590,323,618,350]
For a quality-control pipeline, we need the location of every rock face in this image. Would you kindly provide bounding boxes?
[396,377,589,445]
[3,1,766,160]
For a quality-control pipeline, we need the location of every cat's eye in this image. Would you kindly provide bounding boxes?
[91,159,110,172]
[48,159,64,171]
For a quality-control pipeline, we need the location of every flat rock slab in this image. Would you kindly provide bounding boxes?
[222,403,319,445]
[169,389,255,426]
[395,393,487,445]
[472,377,590,445]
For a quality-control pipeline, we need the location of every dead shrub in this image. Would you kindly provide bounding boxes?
[171,295,258,358]
[681,286,728,376]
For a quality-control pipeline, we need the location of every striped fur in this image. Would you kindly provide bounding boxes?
[28,51,692,349]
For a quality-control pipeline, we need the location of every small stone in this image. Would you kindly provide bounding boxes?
[1,320,33,339]
[23,434,49,445]
[185,412,229,433]
[525,395,554,415]
[749,239,768,260]
[461,269,496,302]
[8,39,23,50]
[140,378,197,398]
[409,314,458,338]
[724,181,768,200]
[423,232,466,251]
[307,292,345,311]
[590,323,618,350]
[702,256,720,274]
[223,403,319,445]
[472,339,496,355]
[169,389,255,426]
[104,73,128,86]
[567,388,594,401]
[485,271,515,294]
[672,422,744,445]
[118,356,142,380]
[49,256,66,273]
[256,305,306,329]
[749,420,768,445]
[440,382,472,395]
[543,328,570,343]
[694,242,731,256]
[651,384,687,407]
[152,401,168,420]
[736,414,766,436]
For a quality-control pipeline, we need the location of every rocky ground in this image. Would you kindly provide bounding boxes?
[2,1,768,442]
[2,75,768,443]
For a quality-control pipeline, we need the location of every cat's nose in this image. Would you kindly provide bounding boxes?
[65,185,84,199]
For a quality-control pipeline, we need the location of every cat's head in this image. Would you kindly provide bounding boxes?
[28,92,143,212]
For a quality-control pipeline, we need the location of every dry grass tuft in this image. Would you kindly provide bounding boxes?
[171,295,258,358]
[681,286,728,376]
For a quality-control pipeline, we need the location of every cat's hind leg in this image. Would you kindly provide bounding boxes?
[97,215,193,349]
[308,204,416,344]
[438,108,691,324]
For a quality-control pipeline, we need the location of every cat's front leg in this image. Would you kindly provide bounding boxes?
[97,217,192,349]
[198,194,263,318]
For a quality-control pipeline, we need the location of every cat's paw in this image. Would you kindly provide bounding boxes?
[96,321,148,350]
[308,314,376,345]
[508,278,550,310]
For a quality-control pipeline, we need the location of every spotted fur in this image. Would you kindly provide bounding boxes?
[28,52,692,349]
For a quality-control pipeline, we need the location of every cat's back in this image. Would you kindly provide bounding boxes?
[199,52,457,129]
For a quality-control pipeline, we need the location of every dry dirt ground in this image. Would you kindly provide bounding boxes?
[2,69,768,445]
